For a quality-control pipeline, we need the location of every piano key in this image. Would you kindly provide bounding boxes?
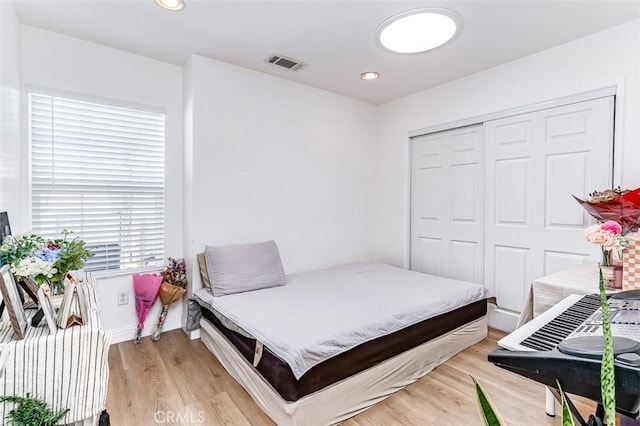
[531,330,560,342]
[538,323,565,335]
[561,312,589,322]
[528,331,565,345]
[525,333,559,347]
[538,327,566,341]
[520,340,546,350]
[521,336,556,351]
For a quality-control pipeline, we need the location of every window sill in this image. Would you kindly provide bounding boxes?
[89,266,164,281]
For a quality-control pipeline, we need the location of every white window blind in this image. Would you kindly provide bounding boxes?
[29,92,165,273]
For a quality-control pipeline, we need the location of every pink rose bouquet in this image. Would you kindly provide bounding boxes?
[584,220,628,266]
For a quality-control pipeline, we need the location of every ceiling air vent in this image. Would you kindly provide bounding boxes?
[264,54,306,71]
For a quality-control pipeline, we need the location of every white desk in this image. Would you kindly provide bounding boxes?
[0,277,111,426]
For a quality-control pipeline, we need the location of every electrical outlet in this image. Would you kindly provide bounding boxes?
[118,291,129,306]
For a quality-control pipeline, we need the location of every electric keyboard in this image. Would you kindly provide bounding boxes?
[490,291,640,419]
[498,293,640,352]
[498,293,599,351]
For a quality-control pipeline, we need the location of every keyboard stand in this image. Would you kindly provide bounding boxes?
[546,388,555,417]
[547,387,603,426]
[489,346,640,425]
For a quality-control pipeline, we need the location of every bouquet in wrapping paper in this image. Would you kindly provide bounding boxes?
[151,258,187,341]
[576,187,640,288]
[133,273,162,344]
[574,187,640,232]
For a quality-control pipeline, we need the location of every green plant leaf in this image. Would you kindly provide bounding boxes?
[0,393,69,426]
[598,268,616,426]
[557,381,575,426]
[472,376,504,426]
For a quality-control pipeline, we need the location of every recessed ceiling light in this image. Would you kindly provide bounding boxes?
[377,8,461,54]
[155,0,185,11]
[361,71,380,80]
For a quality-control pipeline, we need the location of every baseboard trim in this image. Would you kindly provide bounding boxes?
[488,305,520,333]
[187,328,201,340]
[109,317,182,344]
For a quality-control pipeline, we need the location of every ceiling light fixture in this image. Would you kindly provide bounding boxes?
[155,0,185,11]
[361,71,380,80]
[376,8,461,54]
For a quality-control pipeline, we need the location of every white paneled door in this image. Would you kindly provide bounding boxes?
[484,97,614,317]
[410,125,484,284]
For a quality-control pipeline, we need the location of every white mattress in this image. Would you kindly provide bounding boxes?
[197,262,488,379]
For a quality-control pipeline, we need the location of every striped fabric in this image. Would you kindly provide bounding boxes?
[0,273,111,425]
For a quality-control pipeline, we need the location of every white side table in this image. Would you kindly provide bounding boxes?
[0,275,111,425]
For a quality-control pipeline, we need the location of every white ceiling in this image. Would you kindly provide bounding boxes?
[11,0,640,104]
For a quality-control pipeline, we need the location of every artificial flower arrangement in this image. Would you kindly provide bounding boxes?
[0,230,93,294]
[578,187,640,288]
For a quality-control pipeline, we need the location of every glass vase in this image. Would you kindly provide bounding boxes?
[50,280,66,296]
[600,265,616,289]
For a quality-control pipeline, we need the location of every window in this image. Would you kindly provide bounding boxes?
[29,92,165,274]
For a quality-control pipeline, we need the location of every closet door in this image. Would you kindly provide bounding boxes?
[484,97,613,315]
[410,125,484,283]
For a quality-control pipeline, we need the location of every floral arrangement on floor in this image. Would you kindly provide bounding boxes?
[0,230,93,294]
[152,258,187,342]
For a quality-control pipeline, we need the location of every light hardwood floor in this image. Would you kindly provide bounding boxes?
[107,328,597,425]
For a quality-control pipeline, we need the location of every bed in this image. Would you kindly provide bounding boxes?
[188,243,489,425]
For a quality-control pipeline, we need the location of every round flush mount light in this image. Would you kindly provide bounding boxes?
[360,71,380,80]
[155,0,185,11]
[376,8,461,54]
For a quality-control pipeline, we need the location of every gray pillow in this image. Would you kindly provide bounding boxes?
[197,252,212,293]
[204,240,285,297]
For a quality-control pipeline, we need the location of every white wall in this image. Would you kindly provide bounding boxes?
[183,54,378,300]
[19,26,184,343]
[0,2,23,233]
[374,19,640,268]
[10,17,639,340]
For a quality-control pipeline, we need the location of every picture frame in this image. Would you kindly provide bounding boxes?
[56,276,87,329]
[20,277,40,306]
[0,265,28,339]
[37,286,57,334]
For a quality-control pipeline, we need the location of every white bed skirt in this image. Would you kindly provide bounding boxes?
[200,315,488,426]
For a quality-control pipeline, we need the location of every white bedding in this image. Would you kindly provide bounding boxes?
[196,262,488,379]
